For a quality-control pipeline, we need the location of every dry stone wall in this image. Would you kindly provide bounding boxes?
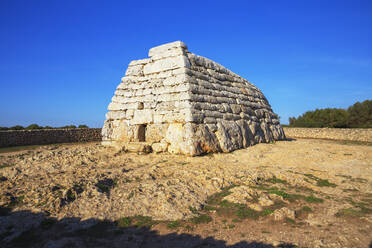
[283,127,372,142]
[102,41,285,155]
[0,128,102,148]
[185,53,284,154]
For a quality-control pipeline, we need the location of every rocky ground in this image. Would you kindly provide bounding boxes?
[0,139,371,247]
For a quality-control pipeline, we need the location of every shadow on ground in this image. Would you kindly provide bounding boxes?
[0,207,297,248]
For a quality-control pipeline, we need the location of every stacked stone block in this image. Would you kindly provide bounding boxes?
[102,41,285,155]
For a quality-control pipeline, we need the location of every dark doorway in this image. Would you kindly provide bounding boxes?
[138,124,146,142]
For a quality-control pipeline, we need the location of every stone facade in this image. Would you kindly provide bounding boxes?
[283,127,372,142]
[102,41,285,155]
[0,128,102,148]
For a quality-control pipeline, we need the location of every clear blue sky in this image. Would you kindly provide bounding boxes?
[1,0,371,127]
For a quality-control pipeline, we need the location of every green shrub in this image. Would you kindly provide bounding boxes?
[117,217,131,227]
[25,124,42,130]
[304,195,323,203]
[190,214,212,224]
[288,100,372,128]
[10,125,24,130]
[167,221,181,229]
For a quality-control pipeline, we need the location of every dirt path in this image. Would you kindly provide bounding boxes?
[0,139,371,247]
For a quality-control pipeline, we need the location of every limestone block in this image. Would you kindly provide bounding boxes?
[251,116,259,123]
[188,110,205,123]
[204,117,217,124]
[175,100,191,109]
[117,83,126,90]
[126,143,152,153]
[230,104,241,114]
[126,109,134,119]
[194,124,221,154]
[236,120,255,147]
[204,110,223,119]
[223,113,235,121]
[108,102,126,111]
[171,67,192,77]
[183,110,194,123]
[131,109,153,124]
[240,112,250,120]
[272,119,280,125]
[178,92,191,101]
[260,122,274,142]
[206,124,218,132]
[152,142,168,153]
[249,121,265,143]
[152,70,173,79]
[157,101,175,111]
[163,74,189,86]
[166,123,186,154]
[270,124,286,140]
[174,83,189,92]
[153,114,165,124]
[110,120,132,142]
[106,111,126,120]
[150,47,186,60]
[163,113,182,122]
[215,121,243,152]
[143,56,190,75]
[125,64,144,76]
[148,41,187,58]
[101,120,113,140]
[146,124,168,143]
[129,58,151,66]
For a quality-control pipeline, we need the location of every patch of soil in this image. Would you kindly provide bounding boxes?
[0,139,371,247]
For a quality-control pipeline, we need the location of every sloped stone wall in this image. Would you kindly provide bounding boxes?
[185,53,285,154]
[0,128,102,148]
[283,127,372,142]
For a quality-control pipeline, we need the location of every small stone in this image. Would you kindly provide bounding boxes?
[248,203,263,211]
[258,194,274,207]
[152,143,168,153]
[272,207,296,221]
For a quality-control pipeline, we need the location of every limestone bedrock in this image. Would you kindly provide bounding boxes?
[102,41,285,155]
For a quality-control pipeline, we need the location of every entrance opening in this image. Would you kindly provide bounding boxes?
[138,124,146,142]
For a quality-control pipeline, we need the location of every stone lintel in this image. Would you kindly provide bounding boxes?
[148,41,188,58]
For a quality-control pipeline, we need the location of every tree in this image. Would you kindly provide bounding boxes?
[10,125,24,130]
[288,100,371,128]
[60,125,77,129]
[25,124,42,130]
[347,100,372,128]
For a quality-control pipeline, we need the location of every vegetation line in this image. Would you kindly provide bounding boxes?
[288,100,371,128]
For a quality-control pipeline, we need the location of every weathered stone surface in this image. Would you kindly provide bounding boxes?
[102,41,285,155]
[126,142,152,153]
[272,207,296,221]
[148,41,187,58]
[151,142,168,153]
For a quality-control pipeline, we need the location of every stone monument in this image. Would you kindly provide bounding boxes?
[102,41,285,155]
